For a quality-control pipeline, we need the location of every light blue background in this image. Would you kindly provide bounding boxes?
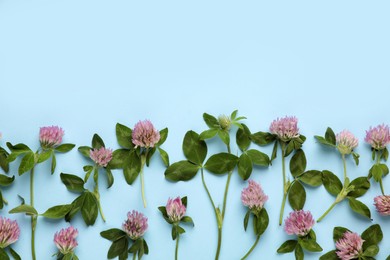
[1,1,389,259]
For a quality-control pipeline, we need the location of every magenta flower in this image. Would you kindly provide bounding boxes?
[0,217,20,248]
[39,126,64,149]
[269,116,299,142]
[284,210,315,237]
[335,231,364,260]
[166,197,187,222]
[241,180,268,214]
[54,226,78,255]
[132,120,160,148]
[90,147,113,167]
[336,130,358,155]
[365,124,390,150]
[374,195,390,216]
[122,211,148,240]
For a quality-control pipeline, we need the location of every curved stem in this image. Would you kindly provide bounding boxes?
[221,171,232,219]
[317,200,338,222]
[279,142,287,226]
[215,227,222,260]
[342,154,347,181]
[2,197,8,204]
[175,234,180,260]
[140,155,147,208]
[201,168,217,212]
[96,191,106,222]
[30,166,36,260]
[241,235,261,260]
[379,178,385,195]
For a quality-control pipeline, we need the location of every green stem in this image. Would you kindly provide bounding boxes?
[241,235,261,260]
[30,166,36,260]
[317,200,338,222]
[279,142,287,226]
[379,178,385,195]
[175,234,180,260]
[376,150,385,195]
[140,155,147,208]
[133,252,136,260]
[2,197,8,204]
[201,168,217,212]
[215,227,222,260]
[96,190,106,222]
[221,171,232,219]
[342,154,347,181]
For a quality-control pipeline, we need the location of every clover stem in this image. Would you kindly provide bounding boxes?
[175,233,180,260]
[379,178,385,195]
[241,235,261,260]
[342,154,347,181]
[132,253,136,260]
[140,154,147,208]
[317,200,338,222]
[279,142,287,226]
[30,166,37,260]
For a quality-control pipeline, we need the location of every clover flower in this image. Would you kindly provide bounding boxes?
[54,226,78,255]
[241,180,268,214]
[365,124,390,150]
[90,147,113,167]
[132,120,160,148]
[39,126,64,149]
[166,197,187,223]
[122,211,148,240]
[284,210,315,237]
[270,116,299,142]
[336,130,358,155]
[335,231,364,260]
[0,217,20,249]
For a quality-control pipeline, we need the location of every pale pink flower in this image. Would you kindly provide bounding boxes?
[90,147,113,167]
[39,126,64,149]
[166,197,187,222]
[54,226,78,255]
[335,231,364,260]
[132,120,160,148]
[336,130,358,155]
[122,211,148,240]
[0,217,20,248]
[374,195,390,216]
[241,180,268,214]
[284,210,315,237]
[365,124,390,150]
[269,116,299,142]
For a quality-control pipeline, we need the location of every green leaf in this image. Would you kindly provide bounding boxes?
[65,194,85,222]
[181,216,194,226]
[333,226,350,242]
[37,150,52,163]
[92,134,105,149]
[246,149,269,167]
[314,135,336,148]
[106,168,114,188]
[60,173,85,193]
[199,129,219,140]
[55,144,76,153]
[108,149,130,169]
[277,240,297,253]
[319,250,338,260]
[371,164,383,182]
[363,245,379,257]
[236,124,251,151]
[164,160,200,182]
[84,166,93,183]
[123,152,141,185]
[78,146,91,157]
[347,197,371,219]
[322,170,342,196]
[204,153,238,175]
[361,224,383,250]
[183,131,207,166]
[6,142,32,162]
[81,192,98,226]
[181,196,187,207]
[171,225,178,240]
[0,192,3,209]
[145,147,155,167]
[115,123,133,149]
[382,147,389,161]
[129,239,141,253]
[284,141,294,157]
[299,238,323,252]
[100,228,127,242]
[158,128,168,145]
[158,147,169,167]
[108,237,128,259]
[143,239,149,255]
[298,170,322,186]
[380,163,389,176]
[288,181,306,210]
[0,248,9,260]
[325,127,336,145]
[51,153,57,174]
[253,208,269,236]
[0,147,9,173]
[352,152,359,166]
[41,204,72,219]
[243,210,250,231]
[348,177,370,198]
[9,204,38,216]
[217,130,230,146]
[0,174,14,186]
[9,247,21,260]
[290,149,306,177]
[231,110,238,119]
[270,141,278,163]
[203,113,219,129]
[238,153,253,180]
[295,244,304,260]
[18,152,35,175]
[250,132,276,146]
